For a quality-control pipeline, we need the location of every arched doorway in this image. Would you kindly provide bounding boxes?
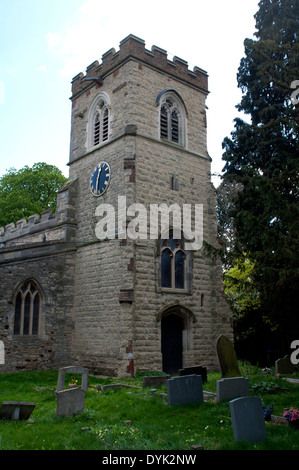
[161,313,184,374]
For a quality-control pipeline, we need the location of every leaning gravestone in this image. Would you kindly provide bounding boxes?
[216,335,241,378]
[229,396,267,442]
[216,377,250,402]
[167,374,203,406]
[56,366,88,417]
[0,401,36,421]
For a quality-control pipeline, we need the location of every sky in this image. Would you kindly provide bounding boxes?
[0,0,260,186]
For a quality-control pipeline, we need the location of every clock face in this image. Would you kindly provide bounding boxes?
[90,161,111,196]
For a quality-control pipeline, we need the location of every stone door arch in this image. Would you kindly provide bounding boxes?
[157,305,195,374]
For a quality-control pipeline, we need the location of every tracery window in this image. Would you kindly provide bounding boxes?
[160,234,187,290]
[14,281,41,336]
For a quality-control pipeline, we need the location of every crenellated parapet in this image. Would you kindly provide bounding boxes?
[71,34,208,100]
[0,179,78,250]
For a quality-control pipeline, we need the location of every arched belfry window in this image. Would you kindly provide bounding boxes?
[160,232,190,291]
[157,89,187,146]
[14,280,41,336]
[88,93,110,148]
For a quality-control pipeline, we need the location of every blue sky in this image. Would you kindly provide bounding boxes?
[0,0,260,185]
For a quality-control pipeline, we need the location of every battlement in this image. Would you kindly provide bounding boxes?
[71,34,208,99]
[0,179,78,248]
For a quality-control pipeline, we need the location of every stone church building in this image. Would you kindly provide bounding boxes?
[0,35,232,376]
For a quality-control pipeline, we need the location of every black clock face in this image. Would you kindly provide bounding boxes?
[90,161,111,196]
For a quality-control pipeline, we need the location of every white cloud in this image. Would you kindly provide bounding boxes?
[37,65,47,72]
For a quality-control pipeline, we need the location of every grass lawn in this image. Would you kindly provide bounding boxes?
[0,363,298,451]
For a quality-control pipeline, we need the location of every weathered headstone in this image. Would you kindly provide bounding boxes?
[275,356,295,377]
[56,366,88,417]
[167,374,203,406]
[216,335,241,377]
[179,366,207,383]
[0,401,36,420]
[229,396,267,442]
[142,375,170,388]
[56,365,88,392]
[216,377,250,402]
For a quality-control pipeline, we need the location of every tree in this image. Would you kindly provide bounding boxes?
[216,179,243,268]
[221,0,299,360]
[0,163,68,228]
[223,258,271,365]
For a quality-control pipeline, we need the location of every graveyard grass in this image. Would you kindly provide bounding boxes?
[0,363,298,451]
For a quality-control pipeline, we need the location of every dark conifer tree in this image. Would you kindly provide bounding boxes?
[221,0,299,360]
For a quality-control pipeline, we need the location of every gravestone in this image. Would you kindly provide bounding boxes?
[216,377,250,402]
[167,374,203,406]
[216,335,241,378]
[0,340,4,365]
[179,365,207,383]
[56,365,88,392]
[229,396,267,442]
[275,356,295,377]
[56,366,88,417]
[0,401,36,421]
[142,375,170,388]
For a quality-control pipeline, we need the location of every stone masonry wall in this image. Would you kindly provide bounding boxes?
[0,180,78,372]
[67,35,232,375]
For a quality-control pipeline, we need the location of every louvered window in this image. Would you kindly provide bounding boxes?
[171,110,179,143]
[160,105,168,139]
[94,112,100,145]
[160,98,182,144]
[14,281,41,336]
[102,108,109,141]
[91,98,110,147]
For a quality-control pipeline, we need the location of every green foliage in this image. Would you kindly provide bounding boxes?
[134,370,167,377]
[0,369,298,450]
[220,0,299,359]
[250,381,277,394]
[224,257,260,315]
[0,162,68,228]
[223,258,273,364]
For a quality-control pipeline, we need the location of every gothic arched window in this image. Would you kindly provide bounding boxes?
[158,90,187,146]
[88,93,110,148]
[14,281,41,336]
[160,235,187,290]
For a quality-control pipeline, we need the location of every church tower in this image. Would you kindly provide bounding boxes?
[67,35,232,376]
